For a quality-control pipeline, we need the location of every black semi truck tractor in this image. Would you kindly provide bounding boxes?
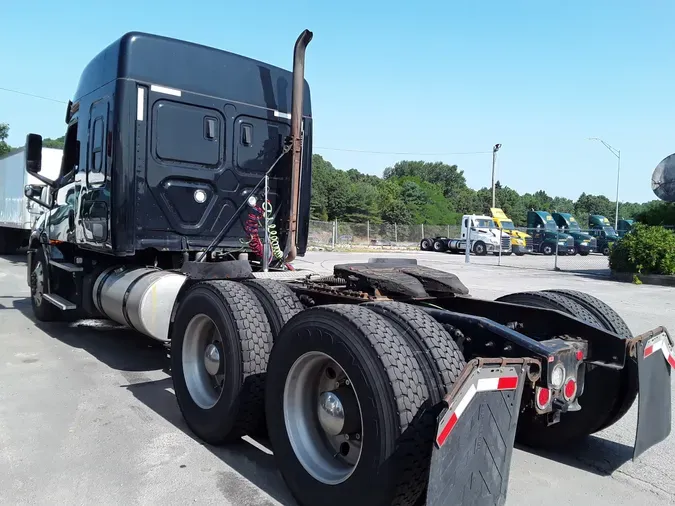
[22,31,674,506]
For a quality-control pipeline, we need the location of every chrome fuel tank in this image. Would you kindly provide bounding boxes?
[92,266,187,341]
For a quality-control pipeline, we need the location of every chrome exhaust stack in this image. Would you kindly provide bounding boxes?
[284,29,313,263]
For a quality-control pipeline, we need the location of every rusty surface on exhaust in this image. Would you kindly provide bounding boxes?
[285,29,313,263]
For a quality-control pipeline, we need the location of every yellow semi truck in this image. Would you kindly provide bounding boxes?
[490,208,533,255]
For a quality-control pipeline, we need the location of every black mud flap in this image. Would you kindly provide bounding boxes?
[426,359,531,506]
[632,326,673,460]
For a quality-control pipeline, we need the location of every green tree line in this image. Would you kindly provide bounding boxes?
[0,122,64,156]
[311,154,674,227]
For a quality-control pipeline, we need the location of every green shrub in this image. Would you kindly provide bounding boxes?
[609,223,675,275]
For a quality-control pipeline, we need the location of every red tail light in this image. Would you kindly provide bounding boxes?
[535,387,551,410]
[563,378,577,400]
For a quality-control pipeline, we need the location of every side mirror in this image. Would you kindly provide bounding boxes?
[24,133,57,187]
[25,134,43,173]
[24,184,52,209]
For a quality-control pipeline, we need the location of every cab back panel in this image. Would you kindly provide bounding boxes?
[136,86,292,250]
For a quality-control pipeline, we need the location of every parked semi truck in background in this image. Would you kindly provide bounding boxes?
[551,212,596,256]
[490,207,533,255]
[588,214,620,255]
[18,30,674,506]
[618,219,634,237]
[0,147,62,253]
[420,214,511,255]
[527,210,574,255]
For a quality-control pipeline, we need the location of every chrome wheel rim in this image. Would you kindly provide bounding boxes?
[182,314,224,409]
[32,261,44,306]
[283,351,363,485]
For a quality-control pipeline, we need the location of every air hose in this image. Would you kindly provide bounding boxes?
[262,201,284,261]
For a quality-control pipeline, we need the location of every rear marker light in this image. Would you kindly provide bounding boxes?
[535,387,551,410]
[576,350,583,361]
[551,363,565,389]
[563,378,577,400]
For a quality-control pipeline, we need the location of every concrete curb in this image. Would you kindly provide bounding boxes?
[610,270,675,286]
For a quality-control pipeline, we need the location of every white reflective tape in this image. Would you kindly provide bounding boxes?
[274,110,291,120]
[453,384,476,419]
[150,84,182,97]
[476,377,499,392]
[137,87,145,121]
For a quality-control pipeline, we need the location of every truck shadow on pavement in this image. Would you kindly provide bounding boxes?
[517,435,634,476]
[10,300,297,505]
[0,253,28,265]
[125,377,298,506]
[8,297,168,374]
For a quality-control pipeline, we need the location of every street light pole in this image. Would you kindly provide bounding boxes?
[588,138,621,227]
[491,143,502,208]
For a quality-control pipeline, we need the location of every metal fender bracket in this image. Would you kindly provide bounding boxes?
[426,358,532,506]
[630,326,673,460]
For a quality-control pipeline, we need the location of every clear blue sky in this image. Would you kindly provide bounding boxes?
[2,0,673,203]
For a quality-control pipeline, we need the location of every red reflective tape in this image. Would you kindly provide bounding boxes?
[497,376,518,390]
[668,354,675,370]
[436,412,458,448]
[644,345,654,358]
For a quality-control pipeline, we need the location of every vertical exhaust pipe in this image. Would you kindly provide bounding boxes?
[285,29,313,263]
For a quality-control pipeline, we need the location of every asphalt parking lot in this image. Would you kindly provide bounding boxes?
[1,251,674,506]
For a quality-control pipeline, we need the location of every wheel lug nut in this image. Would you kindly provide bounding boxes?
[344,434,350,440]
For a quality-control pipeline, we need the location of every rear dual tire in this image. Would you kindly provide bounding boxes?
[266,305,430,506]
[266,303,465,506]
[171,280,273,444]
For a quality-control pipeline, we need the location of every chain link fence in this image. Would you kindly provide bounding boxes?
[308,220,619,276]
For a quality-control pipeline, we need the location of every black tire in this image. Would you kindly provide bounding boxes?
[242,279,304,339]
[579,251,590,256]
[30,248,60,322]
[602,246,611,256]
[420,238,432,251]
[241,279,304,437]
[363,301,465,404]
[515,251,525,256]
[495,291,619,448]
[266,304,430,506]
[568,248,576,255]
[544,289,636,431]
[473,241,487,256]
[541,243,554,256]
[432,239,446,252]
[170,280,273,445]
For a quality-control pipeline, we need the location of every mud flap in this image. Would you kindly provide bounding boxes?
[633,327,673,460]
[426,359,530,506]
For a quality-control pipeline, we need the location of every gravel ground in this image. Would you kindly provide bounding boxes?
[1,251,673,506]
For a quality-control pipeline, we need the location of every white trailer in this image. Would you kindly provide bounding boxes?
[0,147,62,253]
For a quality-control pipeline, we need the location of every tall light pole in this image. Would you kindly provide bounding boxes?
[491,143,502,208]
[588,138,621,227]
